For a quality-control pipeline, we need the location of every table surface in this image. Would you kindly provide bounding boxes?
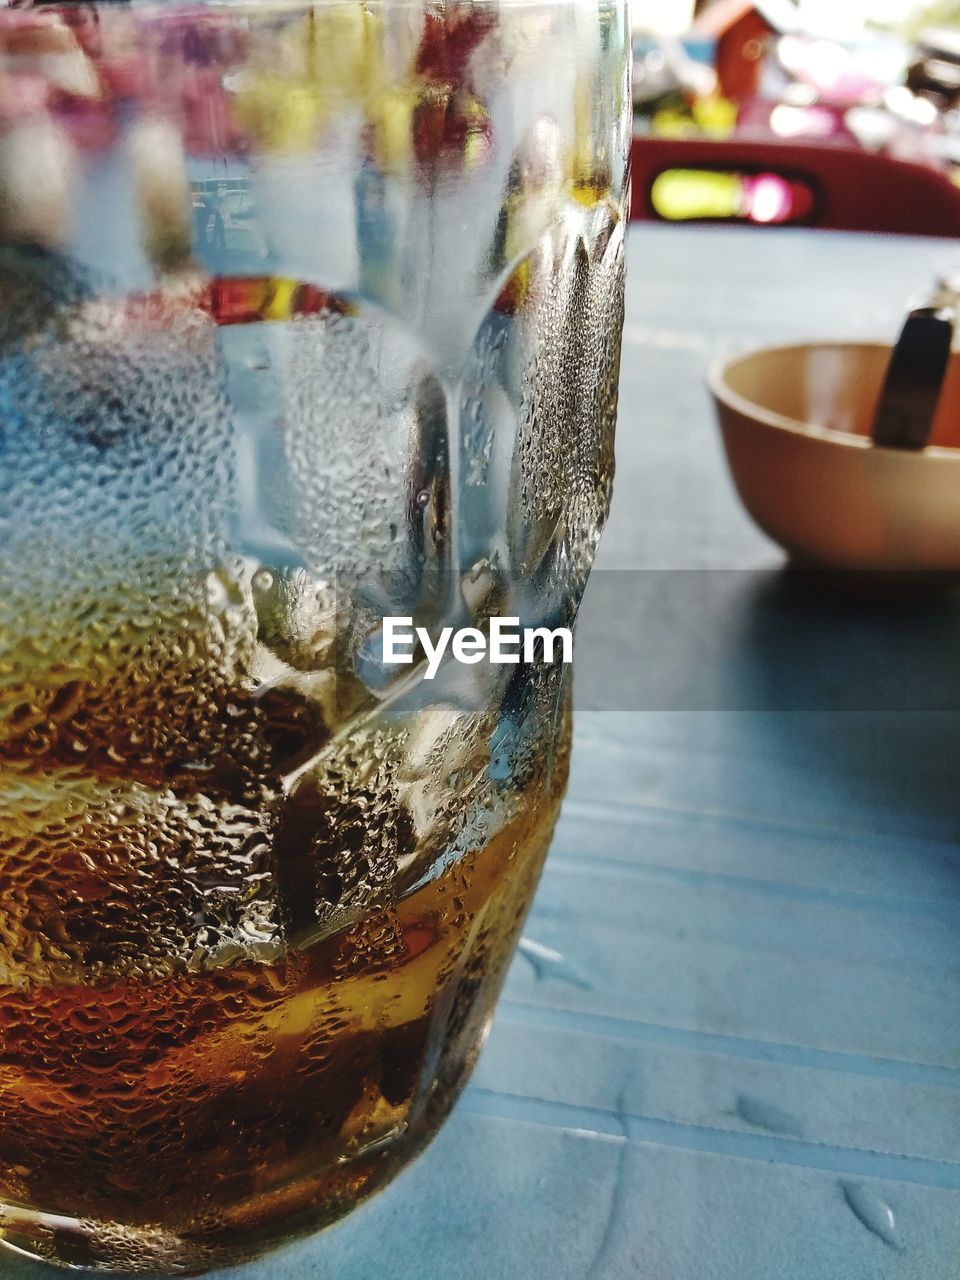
[8,224,960,1280]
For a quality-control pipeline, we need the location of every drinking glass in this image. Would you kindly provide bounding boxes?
[0,0,630,1270]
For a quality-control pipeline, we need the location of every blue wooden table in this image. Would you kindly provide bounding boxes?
[7,225,960,1279]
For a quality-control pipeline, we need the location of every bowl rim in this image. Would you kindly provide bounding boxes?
[707,339,960,462]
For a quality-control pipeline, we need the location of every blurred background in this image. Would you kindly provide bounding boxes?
[629,0,960,232]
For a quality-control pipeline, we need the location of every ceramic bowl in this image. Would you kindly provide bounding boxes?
[709,341,960,573]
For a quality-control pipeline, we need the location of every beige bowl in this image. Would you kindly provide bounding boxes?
[709,341,960,573]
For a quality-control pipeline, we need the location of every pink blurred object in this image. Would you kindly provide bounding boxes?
[0,74,50,124]
[179,68,243,155]
[738,97,859,145]
[49,93,115,152]
[777,34,884,107]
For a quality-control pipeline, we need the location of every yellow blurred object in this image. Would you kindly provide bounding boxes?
[368,87,418,172]
[234,78,325,153]
[651,106,699,137]
[234,4,392,154]
[262,277,298,321]
[651,168,742,220]
[651,97,736,139]
[691,94,737,138]
[459,95,494,171]
[571,71,594,191]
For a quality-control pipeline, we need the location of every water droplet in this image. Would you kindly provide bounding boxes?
[841,1182,902,1251]
[205,573,230,609]
[416,489,430,510]
[517,937,591,989]
[251,568,274,593]
[735,1093,804,1138]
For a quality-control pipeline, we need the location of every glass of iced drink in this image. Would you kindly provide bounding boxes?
[0,0,629,1271]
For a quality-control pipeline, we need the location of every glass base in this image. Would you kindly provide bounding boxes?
[0,1073,472,1276]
